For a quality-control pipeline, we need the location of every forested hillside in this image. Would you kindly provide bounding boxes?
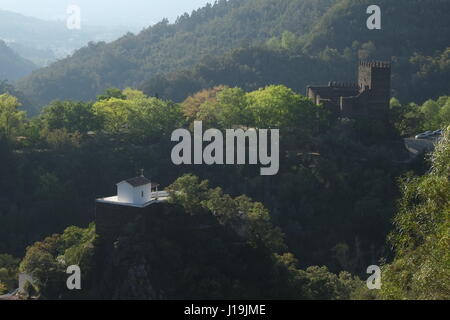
[16,0,336,109]
[302,0,450,56]
[142,0,450,105]
[0,41,36,81]
[143,46,450,107]
[16,0,450,112]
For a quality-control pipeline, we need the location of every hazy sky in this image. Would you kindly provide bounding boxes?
[0,0,213,28]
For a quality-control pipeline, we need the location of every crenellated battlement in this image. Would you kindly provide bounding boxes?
[307,60,392,121]
[328,81,359,88]
[359,60,391,69]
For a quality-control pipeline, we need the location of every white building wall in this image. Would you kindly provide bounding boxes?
[117,182,134,203]
[132,183,152,204]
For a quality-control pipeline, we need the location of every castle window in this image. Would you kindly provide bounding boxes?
[141,191,144,198]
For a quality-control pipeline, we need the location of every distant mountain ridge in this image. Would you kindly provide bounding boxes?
[16,0,337,108]
[0,9,128,67]
[0,40,36,81]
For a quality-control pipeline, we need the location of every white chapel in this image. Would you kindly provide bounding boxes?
[96,171,168,207]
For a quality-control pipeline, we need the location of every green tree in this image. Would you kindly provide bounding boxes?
[389,99,424,136]
[246,85,318,129]
[92,97,134,134]
[216,87,249,128]
[93,89,184,139]
[96,88,126,101]
[41,101,98,133]
[167,174,210,215]
[19,234,66,299]
[125,88,184,141]
[421,99,441,130]
[0,281,6,295]
[381,127,450,299]
[0,254,19,293]
[19,224,97,299]
[439,99,450,125]
[0,93,25,138]
[182,86,227,122]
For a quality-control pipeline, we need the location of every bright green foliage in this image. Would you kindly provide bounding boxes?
[19,223,97,299]
[41,101,98,133]
[167,174,210,215]
[124,89,184,141]
[215,87,249,127]
[96,88,126,101]
[19,234,65,299]
[246,85,318,130]
[169,174,286,252]
[196,87,250,129]
[381,128,450,299]
[0,93,25,139]
[0,254,19,294]
[182,85,324,140]
[92,97,135,134]
[390,95,450,136]
[92,88,183,140]
[389,100,424,137]
[0,281,6,295]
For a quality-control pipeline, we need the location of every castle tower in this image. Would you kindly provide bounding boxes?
[358,61,391,93]
[358,61,391,118]
[307,60,393,125]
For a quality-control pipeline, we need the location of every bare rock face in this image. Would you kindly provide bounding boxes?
[114,263,159,300]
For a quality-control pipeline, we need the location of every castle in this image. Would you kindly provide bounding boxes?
[307,61,391,120]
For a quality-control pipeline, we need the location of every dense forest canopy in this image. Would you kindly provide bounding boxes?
[302,0,450,56]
